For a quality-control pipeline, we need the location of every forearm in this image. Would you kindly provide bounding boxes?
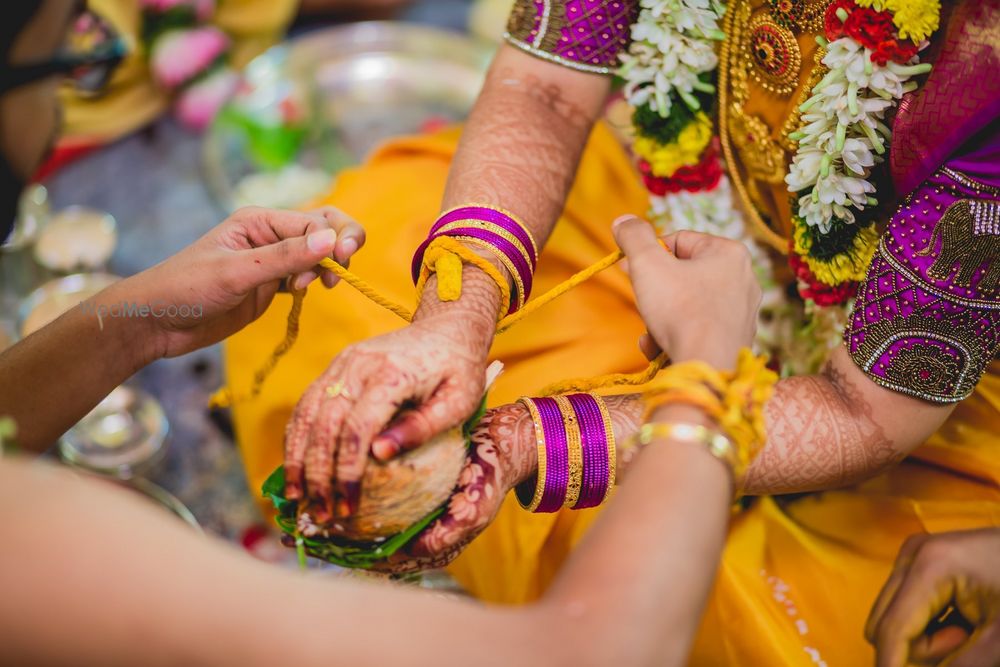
[442,45,608,248]
[413,46,610,332]
[0,281,158,452]
[536,404,731,666]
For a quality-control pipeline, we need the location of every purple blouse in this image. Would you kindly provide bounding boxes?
[844,130,1000,403]
[504,0,638,75]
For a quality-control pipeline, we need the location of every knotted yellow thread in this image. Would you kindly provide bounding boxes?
[639,349,777,480]
[209,243,671,409]
[414,236,512,319]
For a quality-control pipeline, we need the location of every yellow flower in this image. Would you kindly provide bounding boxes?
[633,112,713,178]
[885,0,940,43]
[793,219,880,286]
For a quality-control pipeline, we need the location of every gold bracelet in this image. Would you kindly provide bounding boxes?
[591,394,617,505]
[515,397,548,512]
[553,395,583,509]
[630,422,740,481]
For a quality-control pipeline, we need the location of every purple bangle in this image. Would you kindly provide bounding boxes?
[440,227,534,301]
[409,228,534,300]
[567,393,610,509]
[533,397,570,513]
[432,206,538,267]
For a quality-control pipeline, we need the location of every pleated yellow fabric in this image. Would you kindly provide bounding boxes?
[223,123,1000,666]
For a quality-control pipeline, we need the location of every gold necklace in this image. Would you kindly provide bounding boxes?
[719,0,829,252]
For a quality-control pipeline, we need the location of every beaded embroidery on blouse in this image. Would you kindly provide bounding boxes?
[504,0,638,75]
[845,168,1000,403]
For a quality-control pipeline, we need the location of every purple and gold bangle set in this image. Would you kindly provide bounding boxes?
[515,393,617,513]
[411,205,538,314]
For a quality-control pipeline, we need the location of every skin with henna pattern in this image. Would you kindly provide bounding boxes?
[284,44,612,523]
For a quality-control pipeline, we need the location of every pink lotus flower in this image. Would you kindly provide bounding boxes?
[150,26,229,90]
[140,0,215,21]
[175,66,240,130]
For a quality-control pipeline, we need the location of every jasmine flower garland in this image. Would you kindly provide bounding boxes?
[785,0,939,295]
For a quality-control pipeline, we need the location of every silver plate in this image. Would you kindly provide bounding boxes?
[203,22,493,212]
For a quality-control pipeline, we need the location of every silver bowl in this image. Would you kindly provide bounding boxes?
[19,272,121,337]
[203,21,493,211]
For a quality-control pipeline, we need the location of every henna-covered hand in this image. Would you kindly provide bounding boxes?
[375,394,645,574]
[372,402,535,573]
[284,260,504,522]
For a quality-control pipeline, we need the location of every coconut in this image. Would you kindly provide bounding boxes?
[337,425,467,541]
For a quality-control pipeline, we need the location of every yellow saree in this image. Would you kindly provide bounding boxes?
[225,117,999,664]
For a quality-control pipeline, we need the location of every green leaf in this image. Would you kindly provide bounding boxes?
[260,394,486,568]
[262,465,285,497]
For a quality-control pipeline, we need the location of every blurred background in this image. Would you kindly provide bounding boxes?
[1,0,514,563]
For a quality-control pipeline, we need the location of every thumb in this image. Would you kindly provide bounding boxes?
[612,215,669,262]
[241,228,337,288]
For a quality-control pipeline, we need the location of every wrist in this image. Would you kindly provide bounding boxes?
[94,278,167,370]
[413,263,505,352]
[484,402,538,491]
[648,404,715,429]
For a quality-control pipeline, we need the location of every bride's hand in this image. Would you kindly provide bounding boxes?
[372,402,536,573]
[613,216,761,370]
[284,315,495,521]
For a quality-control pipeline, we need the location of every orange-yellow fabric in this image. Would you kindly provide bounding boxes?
[224,122,1000,666]
[225,121,651,514]
[59,0,297,144]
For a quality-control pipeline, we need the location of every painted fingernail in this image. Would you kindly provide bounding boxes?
[339,237,359,259]
[372,434,401,461]
[307,228,337,253]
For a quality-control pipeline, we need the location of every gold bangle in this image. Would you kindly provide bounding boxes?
[454,235,527,311]
[437,203,539,259]
[631,422,740,481]
[515,397,547,512]
[434,220,535,271]
[553,395,583,509]
[591,394,617,505]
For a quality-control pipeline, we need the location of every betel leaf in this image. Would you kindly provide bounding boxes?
[262,394,488,568]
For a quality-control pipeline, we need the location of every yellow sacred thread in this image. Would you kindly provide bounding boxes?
[210,245,671,409]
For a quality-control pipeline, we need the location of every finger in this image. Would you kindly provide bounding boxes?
[638,332,661,361]
[291,269,320,291]
[659,229,724,260]
[304,375,362,520]
[312,206,366,264]
[237,228,339,290]
[334,377,415,516]
[875,560,957,667]
[948,622,1000,667]
[230,206,326,245]
[372,376,481,461]
[612,215,674,265]
[867,533,933,642]
[284,383,327,500]
[320,269,340,289]
[910,626,970,665]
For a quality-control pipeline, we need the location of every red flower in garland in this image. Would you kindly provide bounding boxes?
[788,249,858,306]
[823,0,919,66]
[824,0,856,41]
[870,37,919,66]
[844,5,896,49]
[640,142,723,196]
